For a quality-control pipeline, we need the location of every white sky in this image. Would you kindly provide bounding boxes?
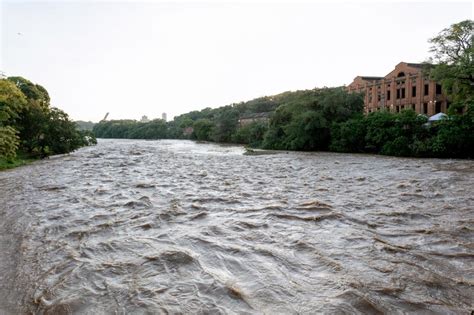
[1,1,472,122]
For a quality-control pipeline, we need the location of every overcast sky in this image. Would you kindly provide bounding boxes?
[1,1,472,122]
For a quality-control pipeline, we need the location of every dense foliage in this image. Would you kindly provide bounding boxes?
[94,87,362,149]
[0,76,96,164]
[330,104,474,158]
[94,93,280,142]
[262,87,363,150]
[428,20,473,112]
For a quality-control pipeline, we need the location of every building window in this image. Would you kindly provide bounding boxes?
[423,103,428,114]
[396,106,400,112]
[412,86,416,97]
[412,104,416,111]
[387,91,391,100]
[401,88,405,99]
[435,102,441,113]
[436,84,442,95]
[424,84,429,96]
[396,89,400,99]
[377,94,381,101]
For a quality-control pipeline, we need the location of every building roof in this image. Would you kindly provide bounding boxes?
[348,62,436,88]
[360,76,384,81]
[406,63,424,68]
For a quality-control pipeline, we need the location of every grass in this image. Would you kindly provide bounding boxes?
[0,151,37,171]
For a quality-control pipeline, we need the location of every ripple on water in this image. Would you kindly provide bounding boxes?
[0,139,472,314]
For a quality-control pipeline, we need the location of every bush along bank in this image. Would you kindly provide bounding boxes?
[330,104,474,158]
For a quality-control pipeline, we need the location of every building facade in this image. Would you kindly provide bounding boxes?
[347,62,449,116]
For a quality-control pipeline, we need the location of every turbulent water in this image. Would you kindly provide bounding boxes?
[0,139,473,314]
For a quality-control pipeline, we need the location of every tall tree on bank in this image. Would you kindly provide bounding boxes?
[428,20,474,109]
[0,80,27,159]
[1,76,96,160]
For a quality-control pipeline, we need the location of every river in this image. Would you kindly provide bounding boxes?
[0,139,472,314]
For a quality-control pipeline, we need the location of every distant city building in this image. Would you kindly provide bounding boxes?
[162,112,167,121]
[140,115,150,123]
[347,62,448,116]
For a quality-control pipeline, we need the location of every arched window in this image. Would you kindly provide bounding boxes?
[397,71,405,77]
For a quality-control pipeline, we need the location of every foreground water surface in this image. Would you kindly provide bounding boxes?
[0,139,473,314]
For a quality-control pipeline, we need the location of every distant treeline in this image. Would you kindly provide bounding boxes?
[0,76,96,166]
[92,86,474,158]
[93,87,362,148]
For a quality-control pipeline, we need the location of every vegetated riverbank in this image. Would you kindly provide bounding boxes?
[93,91,474,159]
[0,76,97,170]
[0,139,472,313]
[0,151,37,171]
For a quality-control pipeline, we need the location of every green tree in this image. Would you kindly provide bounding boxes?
[0,79,27,124]
[7,76,50,108]
[193,119,215,141]
[429,101,474,158]
[212,107,239,142]
[0,80,27,159]
[263,87,363,150]
[428,20,474,108]
[330,115,367,153]
[232,121,268,147]
[0,126,20,160]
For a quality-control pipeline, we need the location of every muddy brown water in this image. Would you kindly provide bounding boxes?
[0,139,473,314]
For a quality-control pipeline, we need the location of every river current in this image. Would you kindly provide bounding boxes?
[0,139,472,314]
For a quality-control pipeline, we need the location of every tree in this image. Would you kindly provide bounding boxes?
[0,79,27,124]
[193,119,214,141]
[212,107,239,142]
[428,20,474,107]
[7,76,50,108]
[0,80,27,159]
[232,121,268,147]
[39,107,88,156]
[330,115,367,153]
[0,126,20,160]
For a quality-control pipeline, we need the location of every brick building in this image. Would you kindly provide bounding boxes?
[347,62,449,115]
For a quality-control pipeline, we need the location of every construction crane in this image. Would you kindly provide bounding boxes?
[101,112,109,122]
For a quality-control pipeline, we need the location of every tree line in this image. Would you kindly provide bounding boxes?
[0,76,96,167]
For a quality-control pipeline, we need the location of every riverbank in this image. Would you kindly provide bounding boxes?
[0,152,37,171]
